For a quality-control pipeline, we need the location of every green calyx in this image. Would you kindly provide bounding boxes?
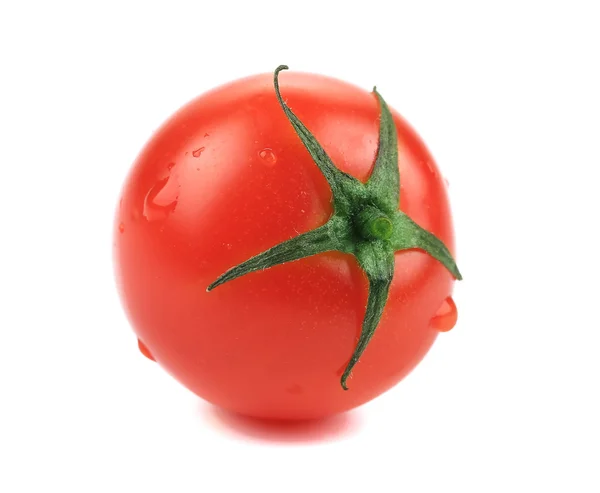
[207,65,462,390]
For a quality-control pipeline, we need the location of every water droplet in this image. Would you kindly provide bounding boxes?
[430,296,458,332]
[118,222,125,233]
[425,160,436,175]
[259,148,277,166]
[192,147,205,158]
[138,339,156,361]
[143,165,179,222]
[226,243,232,250]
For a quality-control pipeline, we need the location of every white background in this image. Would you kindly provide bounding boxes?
[1,1,599,491]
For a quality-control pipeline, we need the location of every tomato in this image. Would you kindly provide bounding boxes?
[114,66,460,420]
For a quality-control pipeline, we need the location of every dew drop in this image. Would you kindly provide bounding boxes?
[430,296,458,332]
[138,339,156,361]
[118,222,125,233]
[143,164,179,222]
[259,148,277,166]
[192,147,205,158]
[425,160,436,175]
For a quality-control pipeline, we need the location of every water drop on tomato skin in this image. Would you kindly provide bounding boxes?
[118,222,125,233]
[425,160,436,175]
[259,148,277,166]
[143,164,179,222]
[430,296,458,332]
[138,339,156,361]
[143,179,177,221]
[192,147,205,158]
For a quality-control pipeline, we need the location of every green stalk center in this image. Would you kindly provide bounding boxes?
[355,206,394,241]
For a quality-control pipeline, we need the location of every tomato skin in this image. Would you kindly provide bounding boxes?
[114,70,457,420]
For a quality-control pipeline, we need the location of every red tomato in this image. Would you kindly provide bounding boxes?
[114,68,459,420]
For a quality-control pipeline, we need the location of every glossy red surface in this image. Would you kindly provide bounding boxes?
[114,71,458,419]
